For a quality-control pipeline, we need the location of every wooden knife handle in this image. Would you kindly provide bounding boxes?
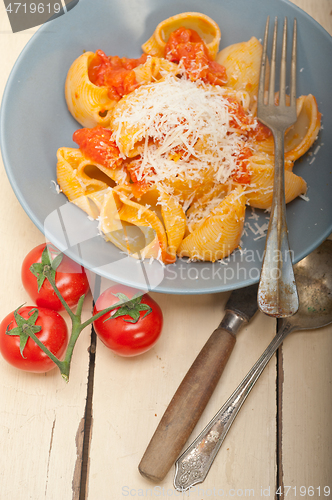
[138,327,236,482]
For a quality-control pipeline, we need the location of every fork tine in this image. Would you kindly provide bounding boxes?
[290,18,297,107]
[268,17,278,105]
[279,18,288,105]
[258,16,270,106]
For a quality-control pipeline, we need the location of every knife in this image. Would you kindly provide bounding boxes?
[138,283,259,482]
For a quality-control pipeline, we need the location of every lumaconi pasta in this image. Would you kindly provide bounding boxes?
[58,12,321,264]
[141,12,221,60]
[215,36,266,109]
[65,51,178,129]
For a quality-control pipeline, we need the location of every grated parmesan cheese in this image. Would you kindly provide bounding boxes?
[112,75,256,187]
[50,180,62,194]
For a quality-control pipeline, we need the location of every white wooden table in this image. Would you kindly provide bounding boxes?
[0,2,331,499]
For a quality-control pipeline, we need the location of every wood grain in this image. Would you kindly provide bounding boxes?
[283,1,332,495]
[0,12,92,498]
[0,1,331,499]
[138,326,236,482]
[88,290,277,498]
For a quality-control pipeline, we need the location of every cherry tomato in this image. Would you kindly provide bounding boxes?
[164,27,227,85]
[93,285,163,357]
[73,126,122,169]
[21,243,90,312]
[0,306,68,373]
[88,49,147,100]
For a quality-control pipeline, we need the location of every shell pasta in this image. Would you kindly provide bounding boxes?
[58,12,321,264]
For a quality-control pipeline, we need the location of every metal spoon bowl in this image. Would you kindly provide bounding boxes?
[174,240,332,491]
[286,242,332,330]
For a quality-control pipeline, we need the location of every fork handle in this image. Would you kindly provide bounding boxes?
[258,130,298,317]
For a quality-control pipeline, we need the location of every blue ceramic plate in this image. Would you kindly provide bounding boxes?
[1,0,332,294]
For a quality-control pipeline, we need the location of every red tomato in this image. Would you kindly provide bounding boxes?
[93,285,163,357]
[232,146,252,184]
[88,49,147,100]
[165,27,227,85]
[249,120,272,142]
[21,243,90,312]
[0,306,68,373]
[73,126,122,169]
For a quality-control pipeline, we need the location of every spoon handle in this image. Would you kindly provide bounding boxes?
[174,321,293,491]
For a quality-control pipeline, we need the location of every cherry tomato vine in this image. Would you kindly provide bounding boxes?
[1,245,160,382]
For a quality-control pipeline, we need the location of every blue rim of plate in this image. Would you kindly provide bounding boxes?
[1,0,332,294]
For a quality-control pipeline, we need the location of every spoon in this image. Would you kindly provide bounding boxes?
[174,239,332,491]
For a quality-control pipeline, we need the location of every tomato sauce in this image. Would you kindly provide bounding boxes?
[164,27,227,85]
[88,50,148,101]
[127,160,154,197]
[226,96,272,142]
[249,120,272,141]
[232,146,252,184]
[73,126,122,169]
[82,36,269,189]
[226,97,251,131]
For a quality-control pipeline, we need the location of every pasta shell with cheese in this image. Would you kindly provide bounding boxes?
[57,148,111,201]
[59,14,322,265]
[65,52,116,128]
[216,37,265,109]
[256,94,321,160]
[162,176,213,207]
[245,157,307,209]
[98,189,155,258]
[99,186,185,262]
[178,187,246,262]
[158,188,187,259]
[83,189,110,219]
[57,146,129,190]
[185,183,229,234]
[133,57,179,85]
[96,188,160,259]
[57,147,130,218]
[142,12,221,60]
[284,94,321,161]
[117,195,175,263]
[245,153,293,172]
[109,90,146,157]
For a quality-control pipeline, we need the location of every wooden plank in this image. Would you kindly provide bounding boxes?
[0,201,93,500]
[281,2,332,495]
[0,8,92,499]
[0,1,330,499]
[289,0,332,33]
[86,2,332,498]
[88,286,277,498]
[281,325,332,492]
[0,204,92,500]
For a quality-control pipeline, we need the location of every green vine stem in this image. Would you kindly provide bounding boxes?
[25,264,122,382]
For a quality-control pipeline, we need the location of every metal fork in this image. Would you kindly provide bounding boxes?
[257,16,299,318]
